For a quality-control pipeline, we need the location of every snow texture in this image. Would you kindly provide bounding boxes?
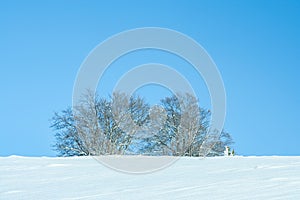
[1,156,300,199]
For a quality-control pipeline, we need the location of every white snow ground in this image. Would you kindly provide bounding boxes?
[1,156,300,199]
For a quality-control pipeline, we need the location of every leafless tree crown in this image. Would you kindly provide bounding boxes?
[51,91,233,156]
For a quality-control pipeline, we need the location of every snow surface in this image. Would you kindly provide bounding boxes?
[1,156,300,199]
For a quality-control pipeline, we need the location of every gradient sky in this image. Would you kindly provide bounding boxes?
[0,0,299,156]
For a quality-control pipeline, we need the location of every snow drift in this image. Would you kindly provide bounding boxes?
[1,156,300,199]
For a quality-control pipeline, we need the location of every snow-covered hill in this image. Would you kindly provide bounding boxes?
[1,156,300,199]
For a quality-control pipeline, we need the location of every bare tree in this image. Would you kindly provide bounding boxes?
[51,108,89,156]
[100,92,150,154]
[73,91,111,155]
[51,91,151,156]
[153,93,232,157]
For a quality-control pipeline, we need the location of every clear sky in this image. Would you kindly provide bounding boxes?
[0,0,299,156]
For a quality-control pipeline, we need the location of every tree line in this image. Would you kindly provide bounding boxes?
[51,91,233,157]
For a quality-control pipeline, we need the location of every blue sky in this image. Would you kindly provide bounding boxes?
[0,0,299,156]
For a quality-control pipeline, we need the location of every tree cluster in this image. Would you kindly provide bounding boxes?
[51,91,233,157]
